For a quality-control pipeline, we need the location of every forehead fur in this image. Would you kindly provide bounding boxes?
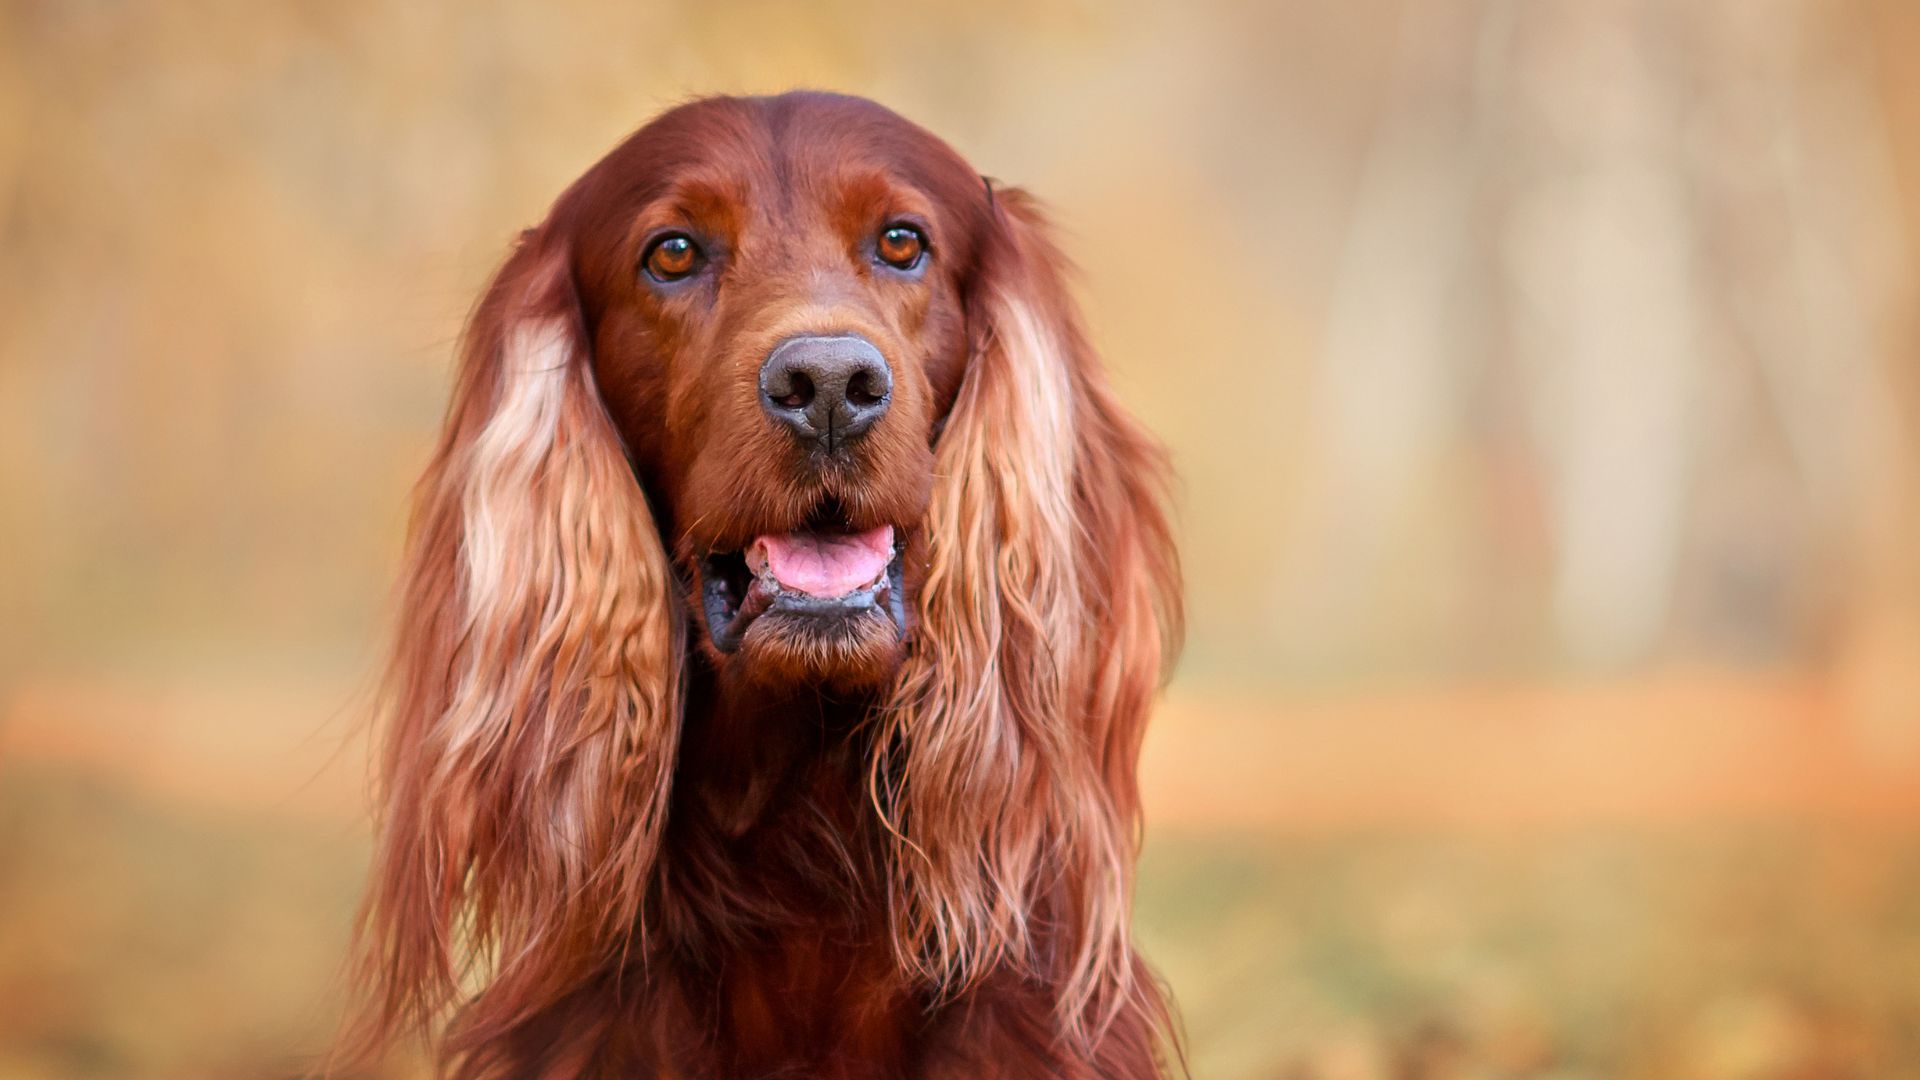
[551,93,995,275]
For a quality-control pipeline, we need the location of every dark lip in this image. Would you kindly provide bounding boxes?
[700,535,907,654]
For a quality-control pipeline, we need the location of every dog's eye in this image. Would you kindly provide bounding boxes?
[643,233,702,282]
[875,224,926,271]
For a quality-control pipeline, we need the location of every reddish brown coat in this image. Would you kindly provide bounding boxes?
[340,92,1183,1079]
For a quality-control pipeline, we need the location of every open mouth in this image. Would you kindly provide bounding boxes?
[701,519,907,653]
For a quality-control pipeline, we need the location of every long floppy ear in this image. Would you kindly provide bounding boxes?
[879,188,1182,1042]
[341,229,681,1061]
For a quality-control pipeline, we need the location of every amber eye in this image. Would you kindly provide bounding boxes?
[642,233,702,282]
[875,224,927,270]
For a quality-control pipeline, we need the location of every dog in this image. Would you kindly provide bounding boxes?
[343,91,1182,1079]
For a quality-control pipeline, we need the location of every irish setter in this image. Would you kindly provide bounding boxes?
[343,91,1182,1079]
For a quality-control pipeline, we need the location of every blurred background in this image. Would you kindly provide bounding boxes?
[2,1,1918,1076]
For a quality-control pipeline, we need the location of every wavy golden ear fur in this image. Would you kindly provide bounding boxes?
[876,186,1183,1045]
[341,230,682,1064]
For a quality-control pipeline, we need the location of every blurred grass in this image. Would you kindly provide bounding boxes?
[0,768,370,1080]
[1137,830,1920,1078]
[5,752,1920,1079]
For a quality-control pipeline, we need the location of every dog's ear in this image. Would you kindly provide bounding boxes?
[344,228,681,1059]
[879,188,1182,1041]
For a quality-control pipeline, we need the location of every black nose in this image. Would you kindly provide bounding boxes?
[758,334,893,451]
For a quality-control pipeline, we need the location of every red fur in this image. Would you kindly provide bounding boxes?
[341,92,1183,1079]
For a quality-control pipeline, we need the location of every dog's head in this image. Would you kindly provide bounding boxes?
[352,92,1179,1058]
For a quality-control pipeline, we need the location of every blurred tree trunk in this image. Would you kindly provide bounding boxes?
[1295,0,1919,696]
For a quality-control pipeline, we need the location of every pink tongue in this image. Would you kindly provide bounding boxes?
[749,525,894,598]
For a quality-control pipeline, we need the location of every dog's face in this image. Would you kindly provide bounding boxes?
[552,95,997,689]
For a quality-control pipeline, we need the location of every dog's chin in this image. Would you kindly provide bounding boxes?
[733,606,905,692]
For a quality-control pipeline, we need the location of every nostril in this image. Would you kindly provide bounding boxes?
[773,371,814,410]
[845,368,884,408]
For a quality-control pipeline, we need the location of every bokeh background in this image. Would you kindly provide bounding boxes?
[3,1,1919,1077]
